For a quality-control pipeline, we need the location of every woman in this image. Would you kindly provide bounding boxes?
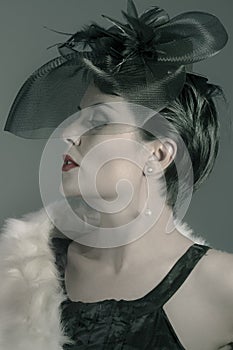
[1,1,232,349]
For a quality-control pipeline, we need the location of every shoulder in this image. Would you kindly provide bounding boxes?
[199,247,233,329]
[200,247,233,290]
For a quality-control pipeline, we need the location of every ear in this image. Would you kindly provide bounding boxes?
[153,138,177,171]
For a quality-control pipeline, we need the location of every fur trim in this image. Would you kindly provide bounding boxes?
[0,204,210,349]
[0,206,74,350]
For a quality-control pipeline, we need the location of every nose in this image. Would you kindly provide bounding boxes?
[65,137,81,146]
[61,122,87,146]
[61,128,82,146]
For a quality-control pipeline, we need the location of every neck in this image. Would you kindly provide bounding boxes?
[69,203,191,276]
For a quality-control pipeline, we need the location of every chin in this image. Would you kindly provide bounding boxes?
[59,182,81,197]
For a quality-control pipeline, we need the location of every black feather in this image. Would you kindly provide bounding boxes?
[121,10,154,42]
[46,42,64,50]
[139,7,169,27]
[58,44,78,56]
[54,2,168,63]
[127,0,138,19]
[101,14,132,37]
[43,25,73,36]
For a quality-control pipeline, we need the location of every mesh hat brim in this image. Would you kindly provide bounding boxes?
[4,51,188,139]
[4,7,228,139]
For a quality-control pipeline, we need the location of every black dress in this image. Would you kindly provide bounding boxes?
[50,237,211,350]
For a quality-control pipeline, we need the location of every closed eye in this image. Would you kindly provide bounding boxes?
[92,122,108,129]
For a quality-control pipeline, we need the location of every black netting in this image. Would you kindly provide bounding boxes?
[4,4,228,139]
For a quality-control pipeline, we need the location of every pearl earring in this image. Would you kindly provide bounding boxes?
[144,166,154,176]
[143,154,158,216]
[143,154,158,176]
[144,208,152,216]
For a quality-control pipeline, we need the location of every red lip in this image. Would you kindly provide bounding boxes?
[62,154,80,172]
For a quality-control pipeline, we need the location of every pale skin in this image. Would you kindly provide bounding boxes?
[60,82,233,350]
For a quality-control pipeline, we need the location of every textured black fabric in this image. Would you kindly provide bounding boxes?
[50,237,211,349]
[4,2,228,139]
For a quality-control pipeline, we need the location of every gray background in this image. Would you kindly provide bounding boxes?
[0,0,232,251]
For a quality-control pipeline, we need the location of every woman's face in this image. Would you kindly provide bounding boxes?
[60,83,149,202]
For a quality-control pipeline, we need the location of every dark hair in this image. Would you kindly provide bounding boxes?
[141,74,225,212]
[91,72,226,214]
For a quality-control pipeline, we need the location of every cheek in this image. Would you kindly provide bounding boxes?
[96,160,141,195]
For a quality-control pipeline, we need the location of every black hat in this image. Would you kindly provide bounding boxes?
[4,0,228,139]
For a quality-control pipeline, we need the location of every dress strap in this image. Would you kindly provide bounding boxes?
[50,238,212,310]
[145,243,212,308]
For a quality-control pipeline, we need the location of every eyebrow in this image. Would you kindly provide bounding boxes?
[78,102,118,111]
[77,102,114,131]
[78,102,103,110]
